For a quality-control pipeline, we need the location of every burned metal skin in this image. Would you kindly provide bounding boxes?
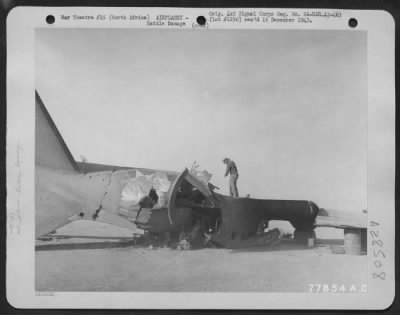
[134,169,215,235]
[166,169,319,248]
[134,168,190,234]
[209,195,318,248]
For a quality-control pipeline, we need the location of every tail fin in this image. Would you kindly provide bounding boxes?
[35,91,79,172]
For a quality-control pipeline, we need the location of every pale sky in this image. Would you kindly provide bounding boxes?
[36,28,367,212]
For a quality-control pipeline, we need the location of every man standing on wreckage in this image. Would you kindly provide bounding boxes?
[223,157,239,197]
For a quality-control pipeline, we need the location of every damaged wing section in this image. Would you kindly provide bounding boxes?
[35,165,180,238]
[36,165,132,237]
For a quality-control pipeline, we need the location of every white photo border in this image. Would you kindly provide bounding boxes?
[6,7,395,309]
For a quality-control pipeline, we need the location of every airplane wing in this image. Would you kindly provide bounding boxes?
[314,208,367,229]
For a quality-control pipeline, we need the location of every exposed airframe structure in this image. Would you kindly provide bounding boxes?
[35,91,367,249]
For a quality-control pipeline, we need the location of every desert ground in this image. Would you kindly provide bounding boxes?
[36,220,367,292]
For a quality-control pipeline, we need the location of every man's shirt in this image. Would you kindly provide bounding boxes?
[225,160,238,176]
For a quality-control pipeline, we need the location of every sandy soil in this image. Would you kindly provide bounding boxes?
[35,221,367,292]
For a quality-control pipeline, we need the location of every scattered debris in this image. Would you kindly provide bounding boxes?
[176,239,191,250]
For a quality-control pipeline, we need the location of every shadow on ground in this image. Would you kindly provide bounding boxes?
[35,236,139,251]
[36,234,345,253]
[229,238,344,253]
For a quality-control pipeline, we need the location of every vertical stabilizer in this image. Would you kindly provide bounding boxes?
[35,91,79,172]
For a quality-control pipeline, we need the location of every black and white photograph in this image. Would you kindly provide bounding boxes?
[34,26,369,292]
[6,7,395,309]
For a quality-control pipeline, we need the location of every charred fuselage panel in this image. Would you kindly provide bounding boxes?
[209,195,319,248]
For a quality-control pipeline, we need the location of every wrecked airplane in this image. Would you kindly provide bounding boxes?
[35,91,367,249]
